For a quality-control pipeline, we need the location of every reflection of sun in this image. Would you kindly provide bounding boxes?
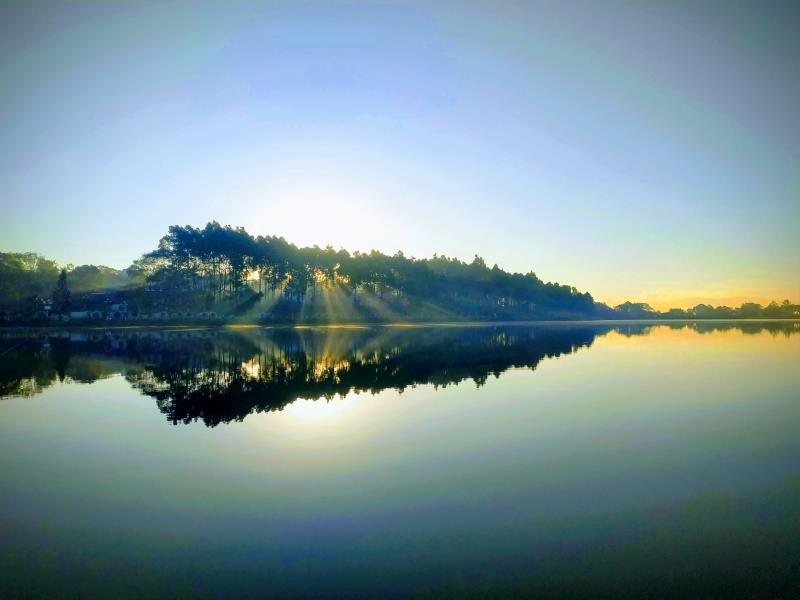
[241,360,260,379]
[283,393,358,423]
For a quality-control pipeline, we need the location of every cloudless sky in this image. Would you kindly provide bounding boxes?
[1,0,798,308]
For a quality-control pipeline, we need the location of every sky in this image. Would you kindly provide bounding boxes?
[1,0,798,309]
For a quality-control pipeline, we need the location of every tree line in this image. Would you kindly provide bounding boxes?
[613,300,800,320]
[129,222,596,319]
[0,252,130,307]
[2,223,799,322]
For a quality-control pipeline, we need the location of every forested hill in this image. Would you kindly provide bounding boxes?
[0,253,130,305]
[129,223,598,321]
[2,222,799,323]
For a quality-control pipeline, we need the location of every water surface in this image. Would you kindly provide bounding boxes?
[1,322,798,598]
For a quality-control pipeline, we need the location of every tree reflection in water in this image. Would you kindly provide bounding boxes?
[2,321,798,426]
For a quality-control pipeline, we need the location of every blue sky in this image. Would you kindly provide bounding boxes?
[1,1,798,307]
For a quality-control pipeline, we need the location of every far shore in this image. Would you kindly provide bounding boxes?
[2,318,799,332]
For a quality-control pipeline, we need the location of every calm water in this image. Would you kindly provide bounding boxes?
[1,322,798,599]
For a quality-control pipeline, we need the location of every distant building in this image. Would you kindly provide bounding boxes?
[70,310,104,320]
[106,302,129,320]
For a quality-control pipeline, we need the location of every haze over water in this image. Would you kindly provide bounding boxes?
[1,322,798,598]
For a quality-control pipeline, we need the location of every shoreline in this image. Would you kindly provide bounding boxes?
[2,318,799,332]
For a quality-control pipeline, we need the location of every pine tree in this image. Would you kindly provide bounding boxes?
[52,269,71,315]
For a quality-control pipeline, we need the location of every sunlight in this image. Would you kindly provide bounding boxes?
[250,182,390,254]
[357,290,405,322]
[282,393,359,424]
[241,359,260,379]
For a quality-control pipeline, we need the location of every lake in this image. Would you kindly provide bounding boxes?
[1,321,798,598]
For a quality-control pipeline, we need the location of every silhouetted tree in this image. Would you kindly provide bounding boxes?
[51,269,71,315]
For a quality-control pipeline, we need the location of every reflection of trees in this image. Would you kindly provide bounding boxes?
[2,321,798,426]
[0,338,56,397]
[610,321,800,338]
[0,331,220,398]
[126,326,601,426]
[677,321,800,336]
